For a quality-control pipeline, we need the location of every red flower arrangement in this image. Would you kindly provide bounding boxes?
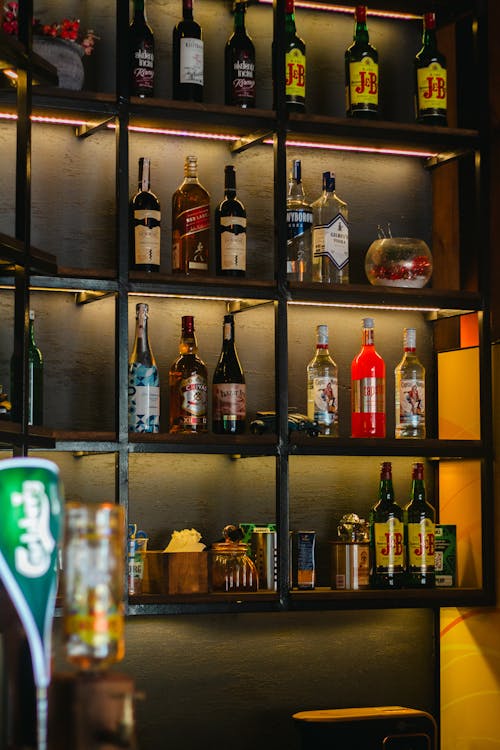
[2,2,98,55]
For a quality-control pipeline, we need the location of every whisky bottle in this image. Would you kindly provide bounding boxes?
[215,165,246,277]
[284,0,306,112]
[286,159,312,282]
[212,314,246,434]
[173,0,203,102]
[225,0,256,108]
[351,317,385,438]
[345,5,379,119]
[172,155,210,275]
[169,315,208,433]
[311,171,349,284]
[129,0,155,97]
[415,12,447,126]
[404,462,435,588]
[306,324,338,436]
[130,157,161,272]
[11,309,43,426]
[395,327,425,439]
[370,461,404,588]
[128,303,160,433]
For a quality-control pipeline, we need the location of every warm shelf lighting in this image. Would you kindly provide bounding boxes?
[255,0,421,21]
[289,300,441,312]
[0,112,439,158]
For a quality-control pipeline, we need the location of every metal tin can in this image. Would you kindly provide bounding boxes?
[251,527,277,591]
[330,541,370,590]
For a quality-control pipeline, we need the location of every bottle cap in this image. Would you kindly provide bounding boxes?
[136,302,149,316]
[413,462,424,480]
[185,155,197,176]
[182,315,195,335]
[362,317,374,329]
[316,324,328,346]
[322,171,335,192]
[423,12,436,30]
[29,309,35,320]
[355,5,367,22]
[292,159,301,182]
[224,165,236,193]
[404,327,416,349]
[380,461,392,479]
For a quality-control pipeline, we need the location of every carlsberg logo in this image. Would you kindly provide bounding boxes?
[12,480,55,578]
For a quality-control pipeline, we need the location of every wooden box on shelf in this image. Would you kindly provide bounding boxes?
[143,551,209,595]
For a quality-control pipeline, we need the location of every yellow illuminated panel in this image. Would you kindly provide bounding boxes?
[438,348,480,440]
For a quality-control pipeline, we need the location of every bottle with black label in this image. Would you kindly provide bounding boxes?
[215,165,246,277]
[225,0,255,108]
[130,157,161,272]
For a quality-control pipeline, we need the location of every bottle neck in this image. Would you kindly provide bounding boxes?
[234,3,246,32]
[288,163,306,200]
[285,0,296,34]
[29,316,37,347]
[222,318,235,349]
[354,6,369,44]
[132,306,151,358]
[133,0,146,18]
[378,478,395,505]
[183,0,194,21]
[422,13,438,52]
[362,327,374,347]
[138,159,151,192]
[224,167,237,199]
[184,158,199,183]
[410,478,426,505]
[180,317,198,355]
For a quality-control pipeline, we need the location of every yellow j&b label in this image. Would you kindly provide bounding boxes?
[374,518,404,570]
[407,519,435,568]
[349,58,378,106]
[417,63,447,110]
[285,48,306,98]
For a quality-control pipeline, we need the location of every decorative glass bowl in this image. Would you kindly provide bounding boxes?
[364,237,433,288]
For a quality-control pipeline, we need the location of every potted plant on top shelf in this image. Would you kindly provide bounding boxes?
[2,1,98,90]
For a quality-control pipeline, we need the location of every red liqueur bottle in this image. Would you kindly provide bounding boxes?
[351,317,385,437]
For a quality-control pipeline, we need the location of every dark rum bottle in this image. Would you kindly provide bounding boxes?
[169,315,208,433]
[370,461,404,588]
[415,12,447,126]
[212,314,246,434]
[225,0,256,108]
[404,462,435,587]
[172,0,203,102]
[215,165,246,277]
[129,0,155,97]
[345,5,379,119]
[130,157,161,272]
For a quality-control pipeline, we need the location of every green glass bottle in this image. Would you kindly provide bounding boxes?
[284,0,306,112]
[404,462,435,588]
[11,309,44,426]
[370,461,404,588]
[345,5,379,119]
[414,12,447,125]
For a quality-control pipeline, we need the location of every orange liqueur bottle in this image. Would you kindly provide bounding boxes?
[169,315,208,433]
[351,317,385,437]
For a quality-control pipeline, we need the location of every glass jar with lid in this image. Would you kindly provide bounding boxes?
[209,525,258,592]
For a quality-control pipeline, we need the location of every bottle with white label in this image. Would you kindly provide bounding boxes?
[172,0,203,102]
[128,303,160,433]
[312,171,349,284]
[130,157,161,272]
[215,165,246,277]
[306,324,338,436]
[395,327,426,438]
[286,159,313,282]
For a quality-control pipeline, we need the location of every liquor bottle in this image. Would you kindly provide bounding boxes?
[370,461,405,588]
[311,171,349,284]
[395,327,425,439]
[172,0,203,102]
[415,12,447,126]
[169,315,208,433]
[172,155,210,275]
[286,159,313,282]
[129,0,155,97]
[11,309,43,426]
[345,5,379,119]
[130,157,161,272]
[285,0,306,112]
[225,0,256,108]
[404,462,435,588]
[215,165,246,277]
[212,314,246,434]
[351,317,385,438]
[128,303,160,433]
[306,324,338,436]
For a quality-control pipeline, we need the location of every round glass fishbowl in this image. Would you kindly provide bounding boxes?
[364,237,433,288]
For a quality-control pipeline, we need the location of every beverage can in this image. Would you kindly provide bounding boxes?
[251,527,277,591]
